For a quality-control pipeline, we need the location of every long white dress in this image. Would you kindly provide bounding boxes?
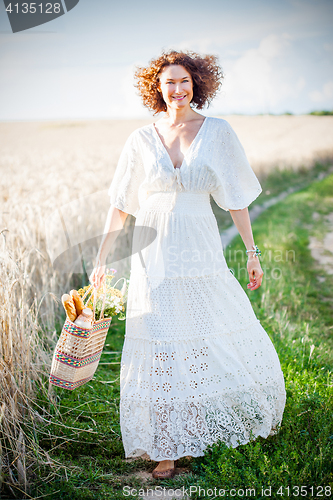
[108,116,286,461]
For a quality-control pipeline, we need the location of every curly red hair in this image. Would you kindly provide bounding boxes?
[134,49,224,114]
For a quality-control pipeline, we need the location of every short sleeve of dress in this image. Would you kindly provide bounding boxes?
[210,121,262,212]
[107,131,145,218]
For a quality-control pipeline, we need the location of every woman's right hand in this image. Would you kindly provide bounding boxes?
[89,261,106,289]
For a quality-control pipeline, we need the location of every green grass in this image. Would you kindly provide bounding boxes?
[3,169,333,500]
[308,110,333,116]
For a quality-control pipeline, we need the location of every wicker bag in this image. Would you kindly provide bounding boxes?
[49,283,112,390]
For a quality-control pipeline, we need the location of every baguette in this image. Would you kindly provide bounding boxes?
[70,289,85,317]
[61,294,77,322]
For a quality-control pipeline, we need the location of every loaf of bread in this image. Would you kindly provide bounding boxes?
[70,289,85,317]
[61,294,77,322]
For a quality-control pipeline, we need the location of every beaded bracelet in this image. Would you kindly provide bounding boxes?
[245,244,261,258]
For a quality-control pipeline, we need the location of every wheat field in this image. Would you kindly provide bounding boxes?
[0,115,332,493]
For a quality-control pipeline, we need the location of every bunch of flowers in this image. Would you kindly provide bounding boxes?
[77,268,129,321]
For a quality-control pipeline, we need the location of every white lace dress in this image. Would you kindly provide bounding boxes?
[108,116,286,461]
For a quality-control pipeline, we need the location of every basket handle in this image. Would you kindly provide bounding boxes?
[112,277,127,290]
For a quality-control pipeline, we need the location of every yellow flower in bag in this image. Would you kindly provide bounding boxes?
[77,272,127,321]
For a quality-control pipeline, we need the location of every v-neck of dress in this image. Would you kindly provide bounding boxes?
[152,116,208,170]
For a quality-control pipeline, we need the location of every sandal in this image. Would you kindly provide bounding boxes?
[152,467,176,479]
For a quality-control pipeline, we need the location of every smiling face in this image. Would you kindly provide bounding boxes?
[157,64,194,110]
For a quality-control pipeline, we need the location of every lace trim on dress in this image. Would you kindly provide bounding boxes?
[120,381,286,461]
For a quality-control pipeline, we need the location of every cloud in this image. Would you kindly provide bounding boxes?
[323,43,333,53]
[211,33,295,114]
[257,33,291,59]
[177,38,215,55]
[309,81,333,103]
[116,64,151,119]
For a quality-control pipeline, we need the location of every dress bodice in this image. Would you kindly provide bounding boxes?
[108,116,262,217]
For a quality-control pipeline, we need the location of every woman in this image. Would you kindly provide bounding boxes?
[89,49,286,480]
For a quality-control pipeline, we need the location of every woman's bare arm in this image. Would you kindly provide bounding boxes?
[229,207,264,290]
[90,205,128,288]
[229,207,255,250]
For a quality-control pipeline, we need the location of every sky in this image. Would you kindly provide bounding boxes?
[0,0,332,121]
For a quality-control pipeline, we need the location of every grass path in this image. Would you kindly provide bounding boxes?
[227,171,333,364]
[19,172,333,500]
[220,165,333,248]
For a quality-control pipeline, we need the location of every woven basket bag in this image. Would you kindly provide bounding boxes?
[49,282,113,390]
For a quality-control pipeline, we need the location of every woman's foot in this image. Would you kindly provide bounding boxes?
[152,460,176,479]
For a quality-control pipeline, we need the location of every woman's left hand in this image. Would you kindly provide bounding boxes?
[247,256,264,291]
